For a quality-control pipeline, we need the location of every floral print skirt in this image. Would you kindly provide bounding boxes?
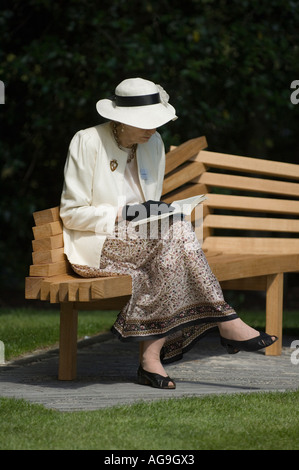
[72,219,238,363]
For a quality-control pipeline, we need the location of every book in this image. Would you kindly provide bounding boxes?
[131,194,207,226]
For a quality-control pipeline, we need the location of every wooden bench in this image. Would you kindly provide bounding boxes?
[25,137,299,380]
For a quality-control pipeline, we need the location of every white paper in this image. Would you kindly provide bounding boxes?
[131,194,207,226]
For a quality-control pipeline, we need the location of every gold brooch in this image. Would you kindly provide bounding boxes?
[110,159,118,172]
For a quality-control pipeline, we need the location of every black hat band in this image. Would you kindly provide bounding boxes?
[112,93,160,107]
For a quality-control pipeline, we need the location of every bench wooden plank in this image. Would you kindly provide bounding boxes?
[204,214,299,233]
[196,172,299,198]
[203,237,299,255]
[32,247,66,265]
[33,207,60,226]
[165,136,207,175]
[198,150,299,180]
[29,260,70,277]
[162,161,206,195]
[206,253,299,281]
[32,220,63,240]
[204,194,299,215]
[32,233,64,252]
[162,182,208,201]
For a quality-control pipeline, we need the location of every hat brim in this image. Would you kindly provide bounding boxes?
[96,98,177,129]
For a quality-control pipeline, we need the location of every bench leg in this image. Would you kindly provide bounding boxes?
[265,273,283,356]
[58,302,78,380]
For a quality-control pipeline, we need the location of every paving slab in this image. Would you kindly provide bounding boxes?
[0,332,298,412]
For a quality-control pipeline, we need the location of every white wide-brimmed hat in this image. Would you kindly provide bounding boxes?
[96,77,177,129]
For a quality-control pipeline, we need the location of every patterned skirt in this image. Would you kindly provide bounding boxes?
[72,219,238,363]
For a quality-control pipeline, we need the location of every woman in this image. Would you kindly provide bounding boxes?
[60,78,277,389]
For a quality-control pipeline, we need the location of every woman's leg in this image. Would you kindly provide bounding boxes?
[139,337,175,387]
[217,317,276,342]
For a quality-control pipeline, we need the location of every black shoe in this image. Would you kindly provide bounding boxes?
[137,365,176,389]
[220,331,278,354]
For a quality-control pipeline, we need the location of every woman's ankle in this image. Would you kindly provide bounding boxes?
[140,338,168,377]
[217,318,259,342]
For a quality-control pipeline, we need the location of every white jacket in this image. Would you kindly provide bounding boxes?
[60,122,165,267]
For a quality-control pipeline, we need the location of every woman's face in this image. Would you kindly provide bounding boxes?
[122,124,156,146]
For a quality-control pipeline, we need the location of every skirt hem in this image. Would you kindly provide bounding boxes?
[111,312,238,342]
[111,312,238,363]
[161,325,219,364]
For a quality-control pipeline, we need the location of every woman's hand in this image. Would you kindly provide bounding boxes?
[121,200,175,222]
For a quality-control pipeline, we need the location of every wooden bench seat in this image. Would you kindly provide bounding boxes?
[25,137,299,380]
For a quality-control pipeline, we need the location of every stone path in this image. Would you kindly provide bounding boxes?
[0,332,298,412]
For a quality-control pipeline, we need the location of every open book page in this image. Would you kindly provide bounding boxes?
[131,194,207,226]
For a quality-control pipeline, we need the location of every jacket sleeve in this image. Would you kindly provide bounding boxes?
[60,130,117,234]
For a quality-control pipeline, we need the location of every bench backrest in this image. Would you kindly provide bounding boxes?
[162,146,299,255]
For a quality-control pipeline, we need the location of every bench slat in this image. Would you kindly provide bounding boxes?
[204,214,299,233]
[196,172,299,198]
[203,236,299,254]
[198,150,299,180]
[162,161,206,195]
[32,233,64,252]
[162,183,208,203]
[206,252,299,281]
[33,207,60,226]
[32,247,66,265]
[165,136,207,175]
[29,260,70,277]
[204,193,299,214]
[32,220,63,240]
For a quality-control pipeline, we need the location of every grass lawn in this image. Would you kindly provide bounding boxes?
[0,307,118,360]
[1,391,299,450]
[0,307,298,450]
